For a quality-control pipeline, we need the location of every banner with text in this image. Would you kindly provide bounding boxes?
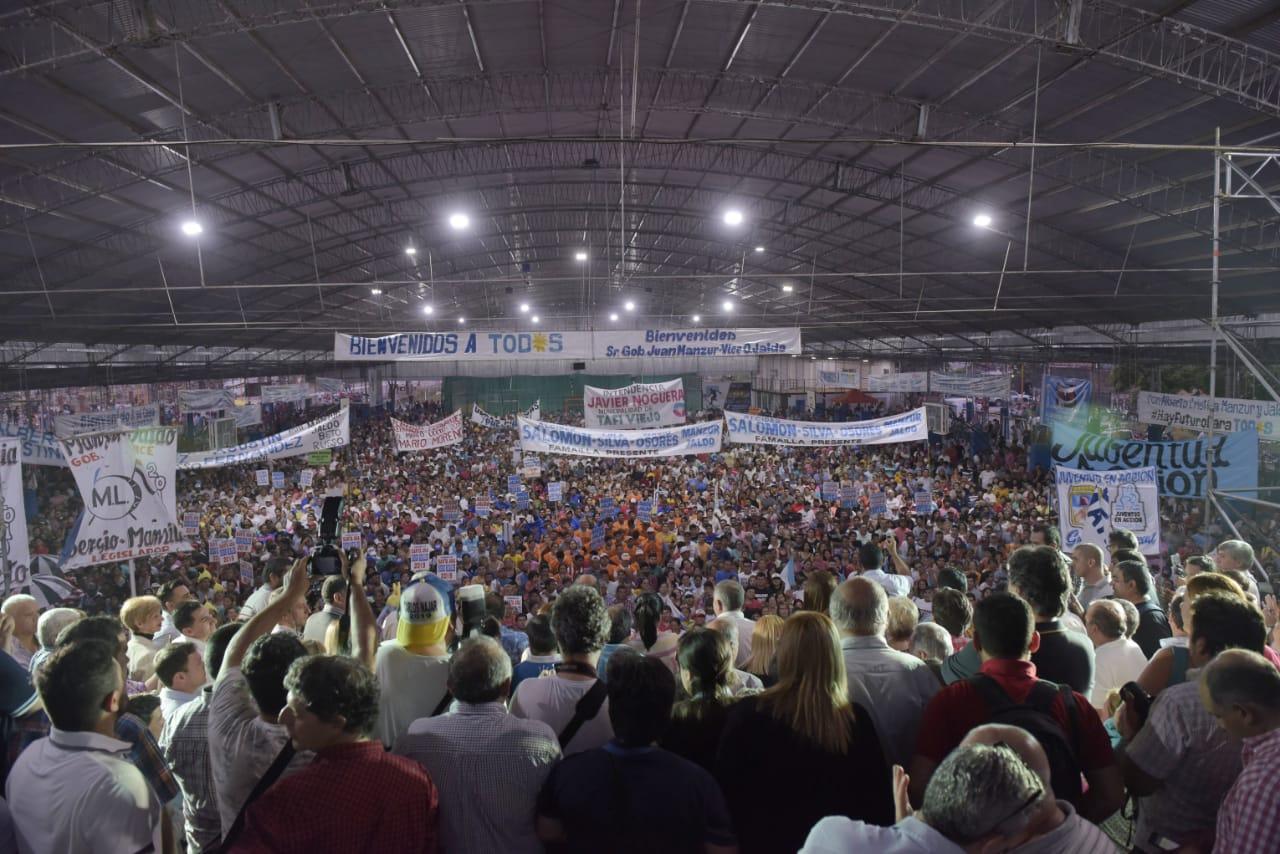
[1137,391,1280,439]
[724,407,928,447]
[334,327,800,361]
[0,425,66,468]
[1055,465,1161,553]
[177,407,349,470]
[817,369,861,389]
[54,404,160,438]
[392,411,464,453]
[865,372,928,393]
[1043,376,1092,425]
[518,417,722,458]
[59,426,187,568]
[584,379,686,429]
[231,403,262,429]
[929,372,1011,398]
[179,389,236,413]
[471,405,508,429]
[1050,422,1258,498]
[261,383,310,404]
[0,439,31,583]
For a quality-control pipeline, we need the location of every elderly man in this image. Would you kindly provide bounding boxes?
[1215,539,1262,596]
[396,637,561,854]
[1070,544,1112,610]
[1200,649,1280,852]
[830,577,939,767]
[1084,600,1148,713]
[707,616,763,696]
[1,595,40,671]
[711,580,755,667]
[28,607,81,677]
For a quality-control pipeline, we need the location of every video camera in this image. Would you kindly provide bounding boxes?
[310,494,345,575]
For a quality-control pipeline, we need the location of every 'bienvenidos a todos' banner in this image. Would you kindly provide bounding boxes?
[333,327,801,361]
[724,408,929,447]
[1055,466,1161,553]
[59,426,187,568]
[1137,391,1280,438]
[583,379,686,429]
[177,407,349,470]
[392,411,464,453]
[1050,422,1258,498]
[518,417,722,458]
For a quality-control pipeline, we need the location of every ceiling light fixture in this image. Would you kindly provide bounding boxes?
[181,220,203,237]
[422,305,434,315]
[574,251,588,262]
[973,213,993,229]
[754,245,765,253]
[404,246,417,256]
[457,317,465,324]
[723,209,744,226]
[370,288,382,295]
[782,283,794,293]
[448,212,470,230]
[609,313,619,322]
[519,303,530,313]
[531,314,540,324]
[624,300,635,312]
[692,314,701,323]
[722,300,734,312]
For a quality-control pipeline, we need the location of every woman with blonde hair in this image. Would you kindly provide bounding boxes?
[716,611,893,854]
[119,595,164,681]
[742,614,783,688]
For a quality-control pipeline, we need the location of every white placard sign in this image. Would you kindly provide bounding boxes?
[724,407,928,447]
[1137,391,1280,438]
[518,417,722,458]
[1055,466,1161,553]
[392,411,464,453]
[59,426,187,568]
[583,379,687,429]
[435,555,458,581]
[177,407,349,469]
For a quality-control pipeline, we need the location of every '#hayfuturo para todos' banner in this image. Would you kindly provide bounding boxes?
[584,379,686,429]
[518,417,722,458]
[1137,391,1280,438]
[724,408,928,447]
[334,328,801,361]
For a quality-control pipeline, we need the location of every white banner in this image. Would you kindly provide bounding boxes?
[392,411,464,453]
[724,407,929,447]
[866,372,928,393]
[230,403,262,428]
[523,400,541,421]
[59,426,187,568]
[54,404,160,438]
[0,425,67,468]
[261,383,310,404]
[177,407,349,469]
[1137,391,1280,438]
[334,327,801,361]
[518,417,722,458]
[315,378,346,394]
[928,372,1011,398]
[0,439,31,584]
[817,369,861,389]
[701,378,731,410]
[179,389,236,413]
[471,405,508,429]
[1055,466,1161,553]
[584,379,686,429]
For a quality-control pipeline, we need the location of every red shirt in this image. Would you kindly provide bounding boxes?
[232,741,439,854]
[914,658,1114,771]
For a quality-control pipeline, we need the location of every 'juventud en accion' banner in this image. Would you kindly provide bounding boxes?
[59,426,187,568]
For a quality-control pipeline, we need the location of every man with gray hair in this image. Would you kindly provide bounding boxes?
[1,594,39,671]
[1084,599,1147,712]
[830,577,938,767]
[29,607,81,677]
[711,580,754,667]
[801,742,1048,853]
[396,636,561,854]
[909,622,951,684]
[1215,539,1262,598]
[707,616,763,696]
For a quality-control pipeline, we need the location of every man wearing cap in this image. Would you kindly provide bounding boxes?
[370,574,453,747]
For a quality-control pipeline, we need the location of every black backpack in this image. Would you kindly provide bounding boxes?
[967,674,1084,806]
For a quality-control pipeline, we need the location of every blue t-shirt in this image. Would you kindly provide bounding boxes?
[511,658,556,693]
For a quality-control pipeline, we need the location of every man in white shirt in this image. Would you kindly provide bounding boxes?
[154,641,207,719]
[172,600,216,658]
[830,578,939,767]
[303,575,347,644]
[707,616,764,696]
[1070,545,1114,610]
[209,557,313,832]
[511,585,614,754]
[153,579,194,646]
[7,639,161,854]
[1084,600,1149,712]
[397,636,561,854]
[711,580,755,667]
[237,557,288,619]
[860,541,912,598]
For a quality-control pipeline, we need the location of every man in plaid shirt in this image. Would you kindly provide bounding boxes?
[1201,649,1280,853]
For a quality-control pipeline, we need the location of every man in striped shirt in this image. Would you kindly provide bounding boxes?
[1201,649,1280,853]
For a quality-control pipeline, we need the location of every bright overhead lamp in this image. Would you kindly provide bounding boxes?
[624,300,635,312]
[972,213,993,228]
[781,283,794,293]
[691,314,701,323]
[723,209,744,226]
[530,314,540,324]
[826,356,835,361]
[448,212,470,230]
[862,358,870,363]
[722,300,734,312]
[404,246,417,256]
[370,288,382,295]
[754,245,765,253]
[180,220,203,237]
[457,316,465,324]
[422,304,434,315]
[519,303,530,313]
[574,251,588,262]
[609,312,619,322]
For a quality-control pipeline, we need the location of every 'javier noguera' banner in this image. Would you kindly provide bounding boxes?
[392,411,464,453]
[518,417,722,458]
[1050,422,1258,498]
[584,379,686,429]
[725,407,929,447]
[333,328,801,361]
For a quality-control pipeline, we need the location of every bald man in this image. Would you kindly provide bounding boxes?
[960,725,1118,853]
[1070,545,1112,609]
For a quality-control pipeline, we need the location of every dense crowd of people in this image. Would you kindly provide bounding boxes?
[1,397,1278,853]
